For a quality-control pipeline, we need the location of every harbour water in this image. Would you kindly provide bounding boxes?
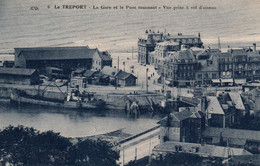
[0,101,159,137]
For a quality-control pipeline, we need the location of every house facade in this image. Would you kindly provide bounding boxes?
[92,50,112,71]
[158,108,204,144]
[157,49,198,87]
[138,30,163,64]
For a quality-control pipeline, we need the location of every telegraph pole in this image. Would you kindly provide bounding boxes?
[115,56,120,90]
[218,37,221,50]
[146,68,149,93]
[132,47,134,59]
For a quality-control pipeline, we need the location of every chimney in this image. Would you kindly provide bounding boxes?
[253,43,256,52]
[179,41,182,50]
[198,32,201,38]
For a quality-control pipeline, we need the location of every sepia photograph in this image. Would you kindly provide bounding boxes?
[0,0,260,165]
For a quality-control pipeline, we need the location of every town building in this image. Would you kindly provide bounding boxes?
[14,46,112,76]
[137,30,204,65]
[92,50,112,71]
[216,52,233,79]
[229,48,248,79]
[195,49,220,86]
[138,30,163,64]
[202,96,226,128]
[158,108,205,143]
[157,49,198,87]
[100,66,137,86]
[202,127,260,154]
[165,33,204,48]
[200,92,246,128]
[247,43,260,81]
[116,70,137,86]
[241,88,260,117]
[0,68,39,85]
[149,41,180,67]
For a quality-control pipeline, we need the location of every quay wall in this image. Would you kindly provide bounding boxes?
[0,87,12,98]
[0,87,66,101]
[0,86,164,111]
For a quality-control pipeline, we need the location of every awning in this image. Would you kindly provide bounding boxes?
[234,79,246,85]
[212,79,220,83]
[221,79,233,83]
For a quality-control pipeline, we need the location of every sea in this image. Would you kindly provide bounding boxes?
[0,0,260,137]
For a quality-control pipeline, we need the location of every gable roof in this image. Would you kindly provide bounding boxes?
[116,70,136,80]
[0,67,36,76]
[228,92,246,110]
[83,70,99,77]
[96,50,112,61]
[14,46,97,60]
[159,108,202,125]
[101,66,118,77]
[206,96,225,115]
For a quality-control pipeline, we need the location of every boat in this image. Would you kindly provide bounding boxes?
[10,89,105,110]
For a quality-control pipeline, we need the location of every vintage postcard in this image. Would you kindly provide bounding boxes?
[0,0,259,165]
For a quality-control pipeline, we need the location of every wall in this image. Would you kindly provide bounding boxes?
[159,126,180,143]
[0,74,31,85]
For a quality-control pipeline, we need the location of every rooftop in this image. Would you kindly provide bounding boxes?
[206,96,225,115]
[156,41,179,46]
[153,141,252,158]
[116,70,136,80]
[15,46,98,60]
[167,34,200,39]
[228,92,246,110]
[203,127,260,141]
[168,49,196,62]
[0,67,36,76]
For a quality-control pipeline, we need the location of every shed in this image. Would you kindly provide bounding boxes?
[0,68,39,85]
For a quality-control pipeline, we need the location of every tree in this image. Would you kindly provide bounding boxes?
[0,125,119,166]
[68,138,120,166]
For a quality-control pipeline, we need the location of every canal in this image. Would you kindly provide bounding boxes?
[0,101,160,138]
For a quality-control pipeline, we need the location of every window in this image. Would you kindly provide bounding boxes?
[198,74,202,79]
[212,74,217,79]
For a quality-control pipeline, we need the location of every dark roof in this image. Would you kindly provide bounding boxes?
[0,67,36,76]
[175,109,202,121]
[74,68,86,74]
[159,109,202,125]
[101,66,118,77]
[98,51,112,61]
[14,46,97,60]
[168,49,196,62]
[203,127,260,141]
[167,35,200,39]
[116,70,137,80]
[214,52,232,58]
[228,48,246,55]
[84,70,99,77]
